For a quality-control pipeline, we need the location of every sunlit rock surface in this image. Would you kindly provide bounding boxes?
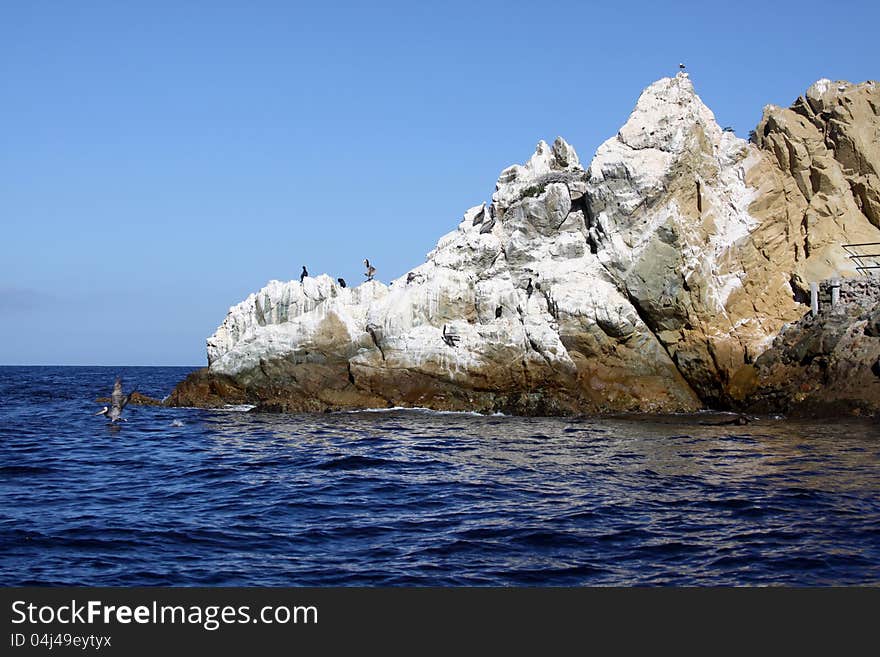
[170,74,880,415]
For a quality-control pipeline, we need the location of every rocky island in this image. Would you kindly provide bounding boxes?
[169,73,880,416]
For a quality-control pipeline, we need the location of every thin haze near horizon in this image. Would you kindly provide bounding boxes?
[2,1,878,366]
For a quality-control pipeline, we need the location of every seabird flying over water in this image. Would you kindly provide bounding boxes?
[364,258,376,281]
[95,377,135,423]
[300,266,309,283]
[337,277,346,288]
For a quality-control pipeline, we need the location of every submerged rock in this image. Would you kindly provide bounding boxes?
[170,74,880,416]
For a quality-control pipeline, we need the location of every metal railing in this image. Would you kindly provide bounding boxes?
[842,242,880,274]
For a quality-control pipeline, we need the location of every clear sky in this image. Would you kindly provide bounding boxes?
[2,0,877,365]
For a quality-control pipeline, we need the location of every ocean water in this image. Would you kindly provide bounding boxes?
[1,366,878,586]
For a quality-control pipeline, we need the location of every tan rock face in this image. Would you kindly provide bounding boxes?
[585,75,880,406]
[753,79,880,279]
[169,76,880,415]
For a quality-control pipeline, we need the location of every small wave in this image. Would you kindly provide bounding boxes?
[0,465,55,476]
[316,455,395,470]
[634,541,705,557]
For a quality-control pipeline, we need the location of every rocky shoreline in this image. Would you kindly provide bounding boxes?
[168,74,880,417]
[730,282,880,417]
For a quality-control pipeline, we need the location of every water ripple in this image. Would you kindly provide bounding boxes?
[0,366,878,585]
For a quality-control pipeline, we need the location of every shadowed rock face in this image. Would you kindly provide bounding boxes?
[727,278,880,416]
[169,75,880,415]
[729,300,880,417]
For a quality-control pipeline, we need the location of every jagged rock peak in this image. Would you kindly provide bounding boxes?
[492,137,584,211]
[804,78,877,112]
[496,137,582,184]
[588,71,746,203]
[614,72,723,154]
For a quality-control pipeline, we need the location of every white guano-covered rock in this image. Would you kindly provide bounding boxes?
[175,73,880,414]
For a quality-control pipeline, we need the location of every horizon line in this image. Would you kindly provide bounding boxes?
[0,363,203,368]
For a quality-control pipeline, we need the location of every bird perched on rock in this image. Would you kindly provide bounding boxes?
[407,272,416,284]
[364,258,376,281]
[526,278,534,298]
[337,278,347,288]
[679,62,686,71]
[95,377,135,423]
[300,266,309,283]
[441,324,460,347]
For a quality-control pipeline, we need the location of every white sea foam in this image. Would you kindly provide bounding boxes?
[337,406,507,417]
[217,404,257,412]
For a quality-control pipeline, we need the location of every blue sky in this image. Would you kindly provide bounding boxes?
[2,0,877,365]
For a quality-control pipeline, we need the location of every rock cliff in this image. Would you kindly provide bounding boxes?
[169,74,880,415]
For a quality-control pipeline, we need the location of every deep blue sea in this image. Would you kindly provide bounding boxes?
[1,366,879,586]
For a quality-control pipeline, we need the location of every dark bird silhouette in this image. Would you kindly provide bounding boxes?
[526,278,533,298]
[95,377,135,423]
[337,278,347,288]
[441,324,460,347]
[471,206,485,225]
[364,258,376,281]
[300,266,309,283]
[407,272,416,284]
[495,306,503,319]
[679,62,686,71]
